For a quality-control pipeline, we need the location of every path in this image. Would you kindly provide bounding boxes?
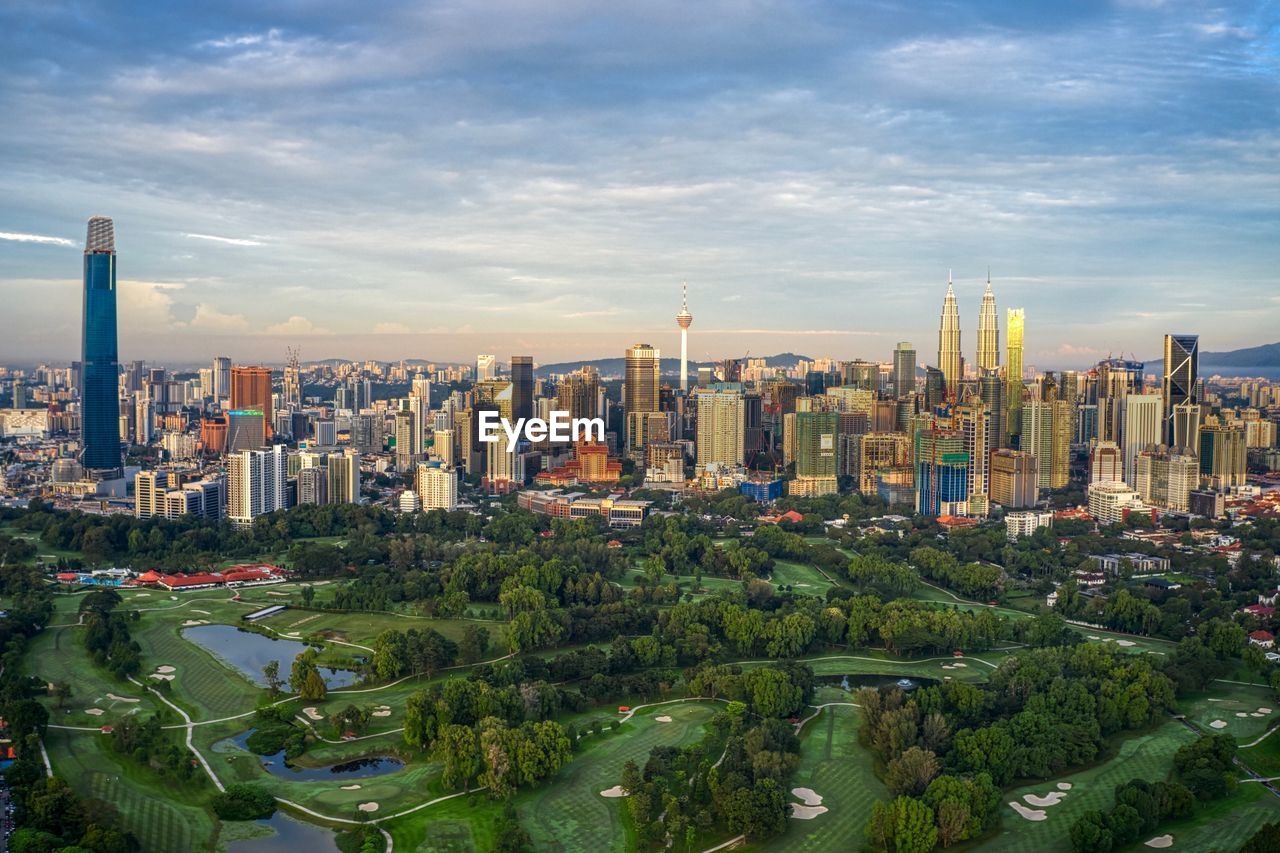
[128,676,224,792]
[794,701,860,732]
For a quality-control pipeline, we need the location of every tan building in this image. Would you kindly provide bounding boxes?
[694,388,744,469]
[624,343,660,453]
[990,449,1038,508]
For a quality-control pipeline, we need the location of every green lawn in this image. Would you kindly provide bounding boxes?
[769,559,838,594]
[757,704,884,852]
[1178,683,1278,742]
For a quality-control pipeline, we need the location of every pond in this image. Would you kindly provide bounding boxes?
[226,812,342,853]
[818,674,941,692]
[182,624,358,690]
[216,730,406,781]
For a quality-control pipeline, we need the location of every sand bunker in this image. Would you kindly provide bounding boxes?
[372,709,391,717]
[1025,792,1067,807]
[191,609,211,615]
[942,665,954,670]
[1260,708,1272,714]
[106,693,139,703]
[791,788,823,806]
[303,707,324,721]
[790,803,828,819]
[1210,720,1228,729]
[1087,635,1100,640]
[84,708,104,716]
[357,802,379,813]
[150,674,174,681]
[181,619,208,627]
[156,665,176,674]
[1145,835,1174,848]
[1009,802,1047,821]
[1057,783,1073,791]
[341,784,361,791]
[654,715,673,723]
[267,591,290,596]
[793,583,812,588]
[600,786,627,798]
[1252,713,1265,718]
[1116,640,1136,647]
[1208,698,1224,703]
[1237,713,1249,718]
[132,593,151,597]
[951,662,967,668]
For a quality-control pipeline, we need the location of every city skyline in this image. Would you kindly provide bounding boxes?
[2,1,1278,365]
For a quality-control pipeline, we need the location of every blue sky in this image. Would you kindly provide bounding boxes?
[1,0,1277,368]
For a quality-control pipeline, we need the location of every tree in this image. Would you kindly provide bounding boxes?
[438,724,481,790]
[301,669,328,702]
[49,681,72,710]
[866,796,937,853]
[743,667,802,718]
[886,747,939,797]
[212,784,277,820]
[262,661,282,698]
[1241,822,1280,853]
[1069,810,1113,853]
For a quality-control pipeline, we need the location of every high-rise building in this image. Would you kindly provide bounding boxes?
[297,466,329,505]
[790,410,838,496]
[1162,334,1198,445]
[417,463,458,511]
[283,349,302,410]
[1199,422,1246,489]
[624,344,661,453]
[213,356,232,402]
[676,283,693,393]
[990,449,1038,508]
[1021,401,1054,493]
[510,355,534,421]
[230,366,273,441]
[957,401,989,505]
[327,449,361,504]
[80,216,122,473]
[394,408,417,471]
[1121,393,1163,488]
[915,427,969,516]
[1172,402,1201,455]
[1096,357,1145,444]
[1088,480,1144,525]
[475,354,497,382]
[1089,440,1123,487]
[226,409,266,452]
[937,275,962,392]
[1005,307,1024,446]
[979,368,1005,452]
[694,388,745,469]
[557,366,601,422]
[976,274,999,372]
[1136,449,1198,512]
[855,432,912,494]
[227,446,288,526]
[892,342,916,399]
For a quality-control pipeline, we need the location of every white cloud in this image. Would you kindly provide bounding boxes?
[188,303,251,332]
[0,231,76,247]
[265,315,329,335]
[373,321,411,334]
[183,232,264,247]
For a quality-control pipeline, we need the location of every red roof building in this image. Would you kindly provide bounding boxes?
[157,572,225,590]
[760,510,804,525]
[1248,630,1275,648]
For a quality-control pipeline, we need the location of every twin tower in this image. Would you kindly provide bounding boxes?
[938,271,1009,391]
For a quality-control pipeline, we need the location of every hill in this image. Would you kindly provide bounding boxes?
[1201,341,1280,367]
[534,352,813,377]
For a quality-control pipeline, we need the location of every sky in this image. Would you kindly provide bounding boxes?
[1,0,1278,370]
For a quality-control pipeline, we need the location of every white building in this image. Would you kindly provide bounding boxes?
[416,463,458,511]
[228,446,288,526]
[1121,394,1162,487]
[1087,480,1145,526]
[1005,510,1053,541]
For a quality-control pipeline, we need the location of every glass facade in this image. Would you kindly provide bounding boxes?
[81,217,122,472]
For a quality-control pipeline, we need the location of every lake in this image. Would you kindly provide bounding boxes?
[226,812,342,853]
[818,674,941,691]
[182,624,358,690]
[216,729,405,781]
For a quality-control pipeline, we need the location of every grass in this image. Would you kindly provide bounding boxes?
[1151,780,1278,852]
[29,625,165,726]
[977,723,1198,852]
[769,559,838,594]
[756,704,884,852]
[1177,682,1278,742]
[44,727,218,852]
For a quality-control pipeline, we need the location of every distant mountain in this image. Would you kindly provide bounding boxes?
[534,352,814,378]
[1201,342,1280,367]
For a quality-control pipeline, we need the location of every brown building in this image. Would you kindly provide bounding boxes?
[230,366,273,440]
[200,416,228,455]
[990,449,1038,508]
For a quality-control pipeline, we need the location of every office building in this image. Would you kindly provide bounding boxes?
[230,366,273,441]
[327,449,361,504]
[226,409,266,453]
[416,463,458,511]
[475,354,497,382]
[1136,449,1198,512]
[855,432,911,494]
[1172,401,1201,455]
[979,368,1005,452]
[1005,307,1024,445]
[790,410,838,496]
[510,355,534,421]
[1089,441,1123,487]
[990,449,1038,508]
[1162,334,1198,445]
[1121,394,1163,487]
[915,427,969,516]
[1006,510,1053,541]
[1199,422,1246,489]
[937,276,962,392]
[624,344,661,453]
[892,342,916,399]
[297,465,329,505]
[976,275,999,372]
[212,357,231,401]
[80,216,123,473]
[395,408,417,471]
[1088,480,1145,526]
[227,446,288,526]
[957,401,989,504]
[557,366,602,422]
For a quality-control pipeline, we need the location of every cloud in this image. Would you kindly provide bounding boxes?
[373,321,411,334]
[0,231,75,247]
[187,303,251,333]
[183,232,264,247]
[265,315,329,335]
[564,309,620,319]
[200,30,281,50]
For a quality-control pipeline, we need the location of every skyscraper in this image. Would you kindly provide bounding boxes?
[694,388,744,469]
[624,344,661,453]
[915,426,969,516]
[1005,307,1025,445]
[979,368,1005,452]
[976,273,999,372]
[80,215,122,473]
[510,355,534,421]
[212,356,231,401]
[283,348,302,410]
[557,366,602,422]
[937,274,962,392]
[227,446,288,526]
[230,366,273,441]
[892,342,916,399]
[1162,334,1198,445]
[1122,393,1163,488]
[676,283,693,393]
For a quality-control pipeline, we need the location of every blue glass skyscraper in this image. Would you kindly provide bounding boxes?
[80,216,122,472]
